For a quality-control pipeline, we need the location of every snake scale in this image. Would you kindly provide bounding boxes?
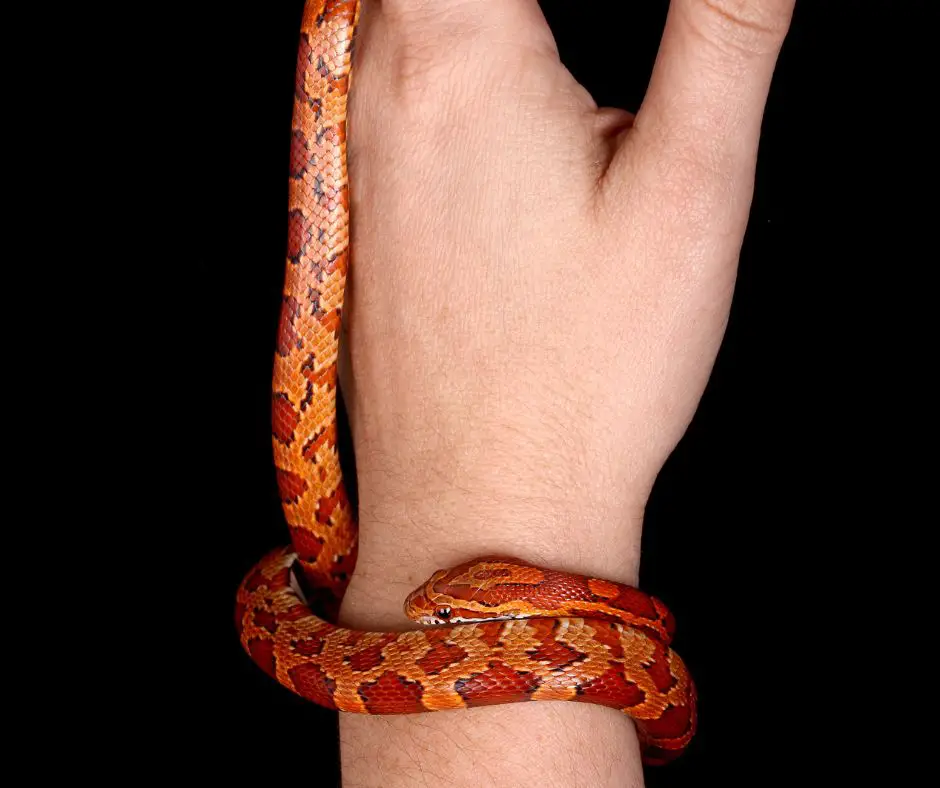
[236,0,697,766]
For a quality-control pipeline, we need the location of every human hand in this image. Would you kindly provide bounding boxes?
[338,1,793,783]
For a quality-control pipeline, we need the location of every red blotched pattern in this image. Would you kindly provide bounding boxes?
[576,666,646,710]
[455,661,541,706]
[289,662,339,709]
[417,636,469,676]
[358,671,425,714]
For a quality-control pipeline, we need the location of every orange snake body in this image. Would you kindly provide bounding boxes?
[236,0,696,765]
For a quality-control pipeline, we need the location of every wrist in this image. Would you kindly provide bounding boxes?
[338,446,648,630]
[336,466,649,787]
[336,409,652,787]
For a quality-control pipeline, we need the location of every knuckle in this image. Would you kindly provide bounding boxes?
[688,0,792,58]
[379,15,489,113]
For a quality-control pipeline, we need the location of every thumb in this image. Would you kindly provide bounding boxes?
[607,0,794,202]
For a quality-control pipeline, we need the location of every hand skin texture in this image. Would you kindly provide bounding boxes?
[335,1,794,785]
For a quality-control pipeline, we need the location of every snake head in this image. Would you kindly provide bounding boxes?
[402,567,457,625]
[402,556,531,625]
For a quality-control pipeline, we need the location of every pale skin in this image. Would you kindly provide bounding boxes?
[335,0,795,785]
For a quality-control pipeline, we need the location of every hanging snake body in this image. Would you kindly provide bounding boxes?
[236,0,696,766]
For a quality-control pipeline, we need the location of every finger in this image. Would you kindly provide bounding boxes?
[609,0,795,191]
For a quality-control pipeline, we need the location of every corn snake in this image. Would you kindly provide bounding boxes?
[236,0,696,765]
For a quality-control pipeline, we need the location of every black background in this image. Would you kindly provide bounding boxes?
[157,2,923,785]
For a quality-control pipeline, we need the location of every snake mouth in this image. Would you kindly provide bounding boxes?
[415,614,476,626]
[416,612,526,626]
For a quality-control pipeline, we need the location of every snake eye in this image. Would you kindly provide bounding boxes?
[436,606,452,620]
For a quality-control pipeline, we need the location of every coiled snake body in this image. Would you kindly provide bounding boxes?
[236,0,696,765]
